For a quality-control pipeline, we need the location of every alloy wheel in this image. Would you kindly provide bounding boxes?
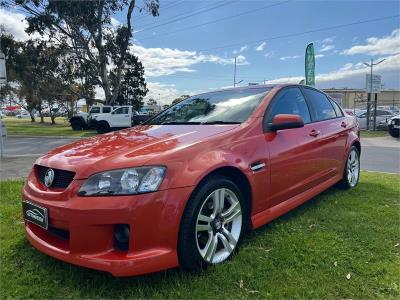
[347,149,360,187]
[195,188,242,264]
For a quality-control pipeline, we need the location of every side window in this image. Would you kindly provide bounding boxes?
[376,110,391,116]
[303,88,336,121]
[102,107,111,113]
[329,99,343,117]
[90,107,100,114]
[113,107,128,114]
[266,87,311,124]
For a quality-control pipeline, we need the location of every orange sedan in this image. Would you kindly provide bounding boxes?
[22,84,360,276]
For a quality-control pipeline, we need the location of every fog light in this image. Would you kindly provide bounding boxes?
[114,224,130,251]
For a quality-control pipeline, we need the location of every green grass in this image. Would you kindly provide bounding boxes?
[361,130,389,138]
[1,172,399,299]
[1,117,97,137]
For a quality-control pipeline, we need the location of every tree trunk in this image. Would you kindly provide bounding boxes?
[29,112,36,123]
[51,115,56,125]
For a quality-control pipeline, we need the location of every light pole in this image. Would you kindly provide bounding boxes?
[233,56,243,87]
[233,56,237,87]
[363,58,385,130]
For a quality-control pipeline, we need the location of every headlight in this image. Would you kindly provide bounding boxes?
[392,120,396,125]
[78,166,166,196]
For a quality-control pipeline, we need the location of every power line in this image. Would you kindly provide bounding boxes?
[195,14,399,52]
[135,1,227,29]
[136,1,236,33]
[134,0,185,22]
[137,0,291,41]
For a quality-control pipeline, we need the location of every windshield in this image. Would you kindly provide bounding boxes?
[148,88,270,125]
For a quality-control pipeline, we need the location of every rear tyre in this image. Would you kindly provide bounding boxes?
[96,121,111,134]
[338,146,360,189]
[178,175,248,273]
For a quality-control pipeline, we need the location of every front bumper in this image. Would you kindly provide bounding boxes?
[23,170,193,276]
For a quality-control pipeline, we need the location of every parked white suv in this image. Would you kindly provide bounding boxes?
[93,106,149,133]
[70,106,114,130]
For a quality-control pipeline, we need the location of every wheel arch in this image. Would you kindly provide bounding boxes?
[188,166,253,222]
[352,139,361,155]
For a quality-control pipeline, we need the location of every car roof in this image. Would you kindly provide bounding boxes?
[192,83,301,96]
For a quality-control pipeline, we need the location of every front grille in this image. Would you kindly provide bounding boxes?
[36,165,75,189]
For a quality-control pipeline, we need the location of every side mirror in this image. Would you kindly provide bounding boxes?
[270,114,304,131]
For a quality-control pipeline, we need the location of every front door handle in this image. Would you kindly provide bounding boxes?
[341,122,347,128]
[309,129,320,137]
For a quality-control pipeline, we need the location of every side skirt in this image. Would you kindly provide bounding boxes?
[251,175,341,229]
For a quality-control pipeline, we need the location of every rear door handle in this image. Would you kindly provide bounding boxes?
[341,122,347,128]
[309,129,320,137]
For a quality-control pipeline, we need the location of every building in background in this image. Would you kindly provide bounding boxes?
[323,89,400,111]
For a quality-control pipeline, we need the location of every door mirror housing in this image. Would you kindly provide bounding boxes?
[269,114,304,131]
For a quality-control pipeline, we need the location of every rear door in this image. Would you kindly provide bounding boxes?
[301,87,348,181]
[111,107,130,127]
[264,87,322,208]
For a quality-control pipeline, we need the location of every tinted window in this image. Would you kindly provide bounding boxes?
[329,99,343,117]
[376,110,391,116]
[113,107,129,114]
[267,87,311,124]
[102,107,111,113]
[90,107,100,114]
[149,88,270,125]
[303,88,336,121]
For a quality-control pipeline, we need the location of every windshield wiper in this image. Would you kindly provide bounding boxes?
[200,121,241,125]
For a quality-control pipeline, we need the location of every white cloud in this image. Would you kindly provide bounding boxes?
[255,41,267,51]
[315,54,325,58]
[0,9,30,41]
[131,44,249,77]
[342,28,400,56]
[318,36,335,53]
[145,82,181,105]
[322,36,335,44]
[233,45,248,54]
[110,17,121,28]
[264,50,275,58]
[280,55,301,61]
[319,44,334,52]
[266,53,400,88]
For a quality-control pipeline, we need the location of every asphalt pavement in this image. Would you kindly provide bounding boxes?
[1,135,399,180]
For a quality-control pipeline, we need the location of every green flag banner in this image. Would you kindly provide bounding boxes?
[305,43,315,86]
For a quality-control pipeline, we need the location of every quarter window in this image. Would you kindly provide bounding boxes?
[303,88,336,121]
[329,99,343,117]
[266,87,311,124]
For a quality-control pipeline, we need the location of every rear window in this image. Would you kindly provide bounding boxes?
[329,99,344,117]
[303,88,336,121]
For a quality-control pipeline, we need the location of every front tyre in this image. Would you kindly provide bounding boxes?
[178,175,247,273]
[339,146,360,189]
[389,127,399,138]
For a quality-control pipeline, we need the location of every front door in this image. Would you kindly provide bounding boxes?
[112,107,131,127]
[264,87,321,208]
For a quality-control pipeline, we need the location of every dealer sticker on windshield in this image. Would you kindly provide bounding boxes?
[23,201,48,230]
